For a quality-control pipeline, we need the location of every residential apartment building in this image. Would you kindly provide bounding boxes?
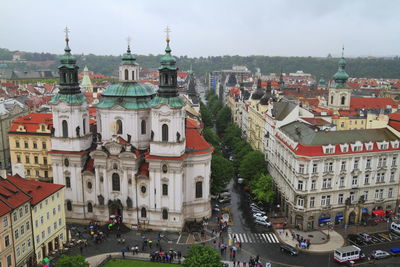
[0,177,35,267]
[8,113,53,182]
[6,175,66,265]
[0,99,28,170]
[0,203,15,267]
[268,121,399,230]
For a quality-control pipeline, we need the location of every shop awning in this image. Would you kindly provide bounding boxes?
[372,210,385,217]
[362,208,368,213]
[319,217,331,223]
[335,215,344,221]
[386,209,393,214]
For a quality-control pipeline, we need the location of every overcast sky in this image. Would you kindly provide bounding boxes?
[1,0,399,57]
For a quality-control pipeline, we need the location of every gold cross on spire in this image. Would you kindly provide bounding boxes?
[165,26,171,42]
[64,26,70,41]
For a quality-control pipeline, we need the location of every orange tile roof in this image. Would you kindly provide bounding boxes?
[185,118,214,155]
[6,174,64,205]
[9,113,52,133]
[350,97,397,110]
[0,177,31,215]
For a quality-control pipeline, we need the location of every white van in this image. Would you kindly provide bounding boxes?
[334,245,364,263]
[391,222,400,234]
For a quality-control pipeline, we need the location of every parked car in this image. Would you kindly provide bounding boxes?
[255,218,271,226]
[212,205,220,212]
[390,248,400,256]
[347,234,364,244]
[359,233,372,243]
[370,250,391,259]
[250,207,266,215]
[280,245,299,256]
[253,213,268,221]
[218,192,231,199]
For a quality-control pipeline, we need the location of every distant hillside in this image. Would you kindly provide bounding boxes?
[1,48,400,79]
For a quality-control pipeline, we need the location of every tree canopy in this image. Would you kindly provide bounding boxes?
[200,102,213,128]
[239,150,267,180]
[203,127,220,149]
[249,173,276,203]
[215,106,232,135]
[211,153,234,194]
[183,244,224,267]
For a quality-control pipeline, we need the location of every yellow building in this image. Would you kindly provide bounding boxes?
[226,87,240,124]
[9,113,53,182]
[0,177,35,267]
[333,113,389,131]
[0,204,15,267]
[6,175,66,265]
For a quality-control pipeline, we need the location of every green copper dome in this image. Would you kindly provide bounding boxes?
[319,77,326,85]
[332,53,349,88]
[121,45,138,65]
[101,82,155,97]
[159,42,177,70]
[59,39,77,69]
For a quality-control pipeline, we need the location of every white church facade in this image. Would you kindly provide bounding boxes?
[49,33,213,231]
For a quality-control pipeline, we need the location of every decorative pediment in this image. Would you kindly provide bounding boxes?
[104,141,123,155]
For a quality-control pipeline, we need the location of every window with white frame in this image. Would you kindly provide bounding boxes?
[376,172,385,183]
[365,142,373,151]
[388,188,393,198]
[366,158,371,168]
[390,172,395,182]
[353,158,359,170]
[363,191,368,201]
[340,161,346,171]
[322,178,332,189]
[324,162,333,172]
[321,195,330,206]
[311,180,316,190]
[297,181,303,191]
[309,197,315,207]
[352,176,358,186]
[378,157,387,167]
[312,163,317,173]
[338,194,344,204]
[379,189,384,199]
[298,164,304,174]
[364,174,369,185]
[324,145,335,154]
[339,177,345,187]
[392,155,398,166]
[297,197,304,207]
[379,142,388,150]
[3,217,8,227]
[350,192,355,203]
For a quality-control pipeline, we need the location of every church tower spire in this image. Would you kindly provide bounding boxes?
[119,37,140,82]
[58,27,81,95]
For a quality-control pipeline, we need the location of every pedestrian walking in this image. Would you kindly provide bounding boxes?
[79,245,83,255]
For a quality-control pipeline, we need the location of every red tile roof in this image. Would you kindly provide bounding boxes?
[389,113,400,131]
[350,97,398,110]
[229,87,240,98]
[138,162,149,176]
[6,174,64,205]
[185,118,214,155]
[0,177,31,215]
[301,117,330,126]
[9,113,53,133]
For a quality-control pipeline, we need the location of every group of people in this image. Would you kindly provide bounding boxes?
[107,215,123,230]
[149,249,182,263]
[88,221,106,244]
[292,233,310,249]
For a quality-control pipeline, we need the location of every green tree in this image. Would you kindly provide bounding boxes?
[211,153,234,194]
[200,102,213,128]
[183,244,223,267]
[222,123,242,148]
[232,141,253,170]
[239,151,267,179]
[250,173,276,203]
[56,255,88,267]
[203,128,220,148]
[215,106,231,135]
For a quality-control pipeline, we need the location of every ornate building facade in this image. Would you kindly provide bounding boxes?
[50,32,213,231]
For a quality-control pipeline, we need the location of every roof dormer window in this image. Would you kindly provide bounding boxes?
[378,141,389,150]
[340,143,349,153]
[390,140,399,149]
[323,144,335,154]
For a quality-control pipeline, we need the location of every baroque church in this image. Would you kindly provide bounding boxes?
[49,31,213,231]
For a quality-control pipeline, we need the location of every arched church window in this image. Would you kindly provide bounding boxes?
[112,173,120,191]
[195,181,203,198]
[83,118,86,135]
[141,120,146,135]
[162,209,168,220]
[116,120,123,135]
[66,200,72,211]
[176,132,181,142]
[87,202,93,213]
[162,184,168,196]
[62,73,67,83]
[62,120,68,138]
[124,69,129,80]
[341,96,346,105]
[65,176,71,188]
[162,124,168,142]
[141,207,147,218]
[132,70,135,81]
[330,95,334,104]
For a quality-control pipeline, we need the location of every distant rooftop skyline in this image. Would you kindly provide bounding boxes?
[1,0,399,57]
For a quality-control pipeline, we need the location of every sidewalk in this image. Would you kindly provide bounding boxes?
[276,228,344,253]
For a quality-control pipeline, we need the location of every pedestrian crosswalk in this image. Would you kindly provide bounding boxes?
[228,233,279,244]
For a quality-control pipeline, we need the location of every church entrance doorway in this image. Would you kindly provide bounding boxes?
[108,199,123,221]
[348,211,356,225]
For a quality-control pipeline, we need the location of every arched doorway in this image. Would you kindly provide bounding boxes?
[108,199,123,218]
[307,216,314,230]
[348,211,356,224]
[295,215,304,230]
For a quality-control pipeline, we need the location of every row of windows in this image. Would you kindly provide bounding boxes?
[35,205,62,228]
[15,238,32,259]
[25,169,49,178]
[15,140,47,149]
[36,218,63,244]
[299,156,398,174]
[33,192,60,213]
[12,204,29,222]
[14,221,31,240]
[300,188,394,208]
[116,119,146,135]
[16,154,48,165]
